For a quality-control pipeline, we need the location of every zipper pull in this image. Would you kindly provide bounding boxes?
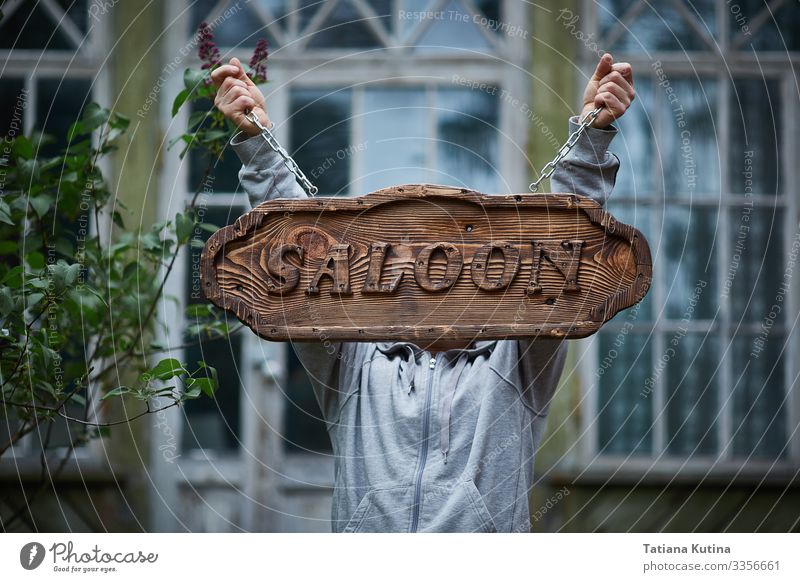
[429,357,436,369]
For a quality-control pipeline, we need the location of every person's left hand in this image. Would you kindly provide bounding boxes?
[580,53,635,129]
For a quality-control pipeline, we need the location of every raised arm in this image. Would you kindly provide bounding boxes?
[212,57,344,421]
[549,52,634,207]
[519,54,635,392]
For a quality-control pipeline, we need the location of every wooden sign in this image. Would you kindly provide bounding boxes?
[200,185,652,341]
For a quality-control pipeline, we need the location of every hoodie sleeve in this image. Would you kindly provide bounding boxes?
[230,129,309,205]
[230,129,345,420]
[548,115,619,207]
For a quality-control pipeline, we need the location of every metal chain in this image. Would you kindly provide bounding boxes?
[528,106,603,193]
[244,110,319,196]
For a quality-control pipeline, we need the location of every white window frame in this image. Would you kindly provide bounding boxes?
[0,0,112,462]
[569,0,800,481]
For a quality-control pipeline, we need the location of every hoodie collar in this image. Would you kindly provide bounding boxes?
[375,340,497,360]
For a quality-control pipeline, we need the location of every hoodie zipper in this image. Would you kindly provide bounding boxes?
[410,355,436,533]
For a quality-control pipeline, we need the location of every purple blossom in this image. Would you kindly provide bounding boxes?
[197,22,221,70]
[248,38,269,84]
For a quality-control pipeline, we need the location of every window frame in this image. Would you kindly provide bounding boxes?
[571,0,800,478]
[0,1,112,462]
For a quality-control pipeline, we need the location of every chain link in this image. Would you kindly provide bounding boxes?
[244,110,319,196]
[528,106,603,193]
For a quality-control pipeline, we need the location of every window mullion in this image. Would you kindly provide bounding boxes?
[782,72,800,464]
[718,71,733,462]
[652,72,667,457]
[351,85,364,196]
[427,82,437,179]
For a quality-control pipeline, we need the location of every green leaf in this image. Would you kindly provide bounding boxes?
[183,68,207,92]
[172,88,190,117]
[12,135,34,160]
[69,393,87,406]
[0,208,13,226]
[111,210,125,228]
[198,222,219,233]
[29,195,52,218]
[0,286,13,316]
[2,266,24,288]
[186,303,213,318]
[189,377,216,398]
[65,263,81,286]
[80,103,110,133]
[140,231,162,253]
[26,292,44,309]
[187,110,208,130]
[107,112,130,141]
[101,386,130,401]
[151,358,185,381]
[25,251,45,269]
[202,129,228,142]
[47,259,79,289]
[175,211,195,243]
[18,159,40,183]
[183,386,202,399]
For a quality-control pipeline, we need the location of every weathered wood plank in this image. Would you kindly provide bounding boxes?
[200,185,652,341]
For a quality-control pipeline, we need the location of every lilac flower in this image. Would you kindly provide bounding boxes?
[248,38,269,84]
[197,22,221,71]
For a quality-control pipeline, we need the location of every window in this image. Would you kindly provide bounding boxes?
[583,0,798,468]
[180,0,525,456]
[0,0,105,458]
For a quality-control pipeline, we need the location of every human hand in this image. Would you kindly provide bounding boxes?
[580,53,635,129]
[211,57,271,137]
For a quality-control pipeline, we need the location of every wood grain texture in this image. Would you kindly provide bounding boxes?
[200,184,652,341]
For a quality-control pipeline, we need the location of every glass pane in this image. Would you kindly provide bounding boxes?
[732,0,800,51]
[662,207,718,321]
[190,0,283,47]
[0,2,73,49]
[0,409,24,454]
[308,0,389,48]
[357,87,435,193]
[609,78,654,197]
[0,79,26,139]
[731,335,787,459]
[397,0,434,36]
[181,206,245,452]
[435,88,499,192]
[728,78,782,195]
[36,78,93,157]
[728,207,784,323]
[474,0,501,28]
[415,0,491,53]
[605,0,717,52]
[597,332,654,455]
[188,100,242,194]
[598,0,638,42]
[664,333,718,456]
[660,78,720,198]
[297,0,326,32]
[289,88,352,195]
[56,0,89,34]
[284,347,332,453]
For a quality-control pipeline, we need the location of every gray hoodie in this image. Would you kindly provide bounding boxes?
[229,116,619,532]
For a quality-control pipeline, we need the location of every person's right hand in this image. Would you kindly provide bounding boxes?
[211,57,271,137]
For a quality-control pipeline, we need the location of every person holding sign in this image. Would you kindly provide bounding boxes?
[210,53,635,532]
